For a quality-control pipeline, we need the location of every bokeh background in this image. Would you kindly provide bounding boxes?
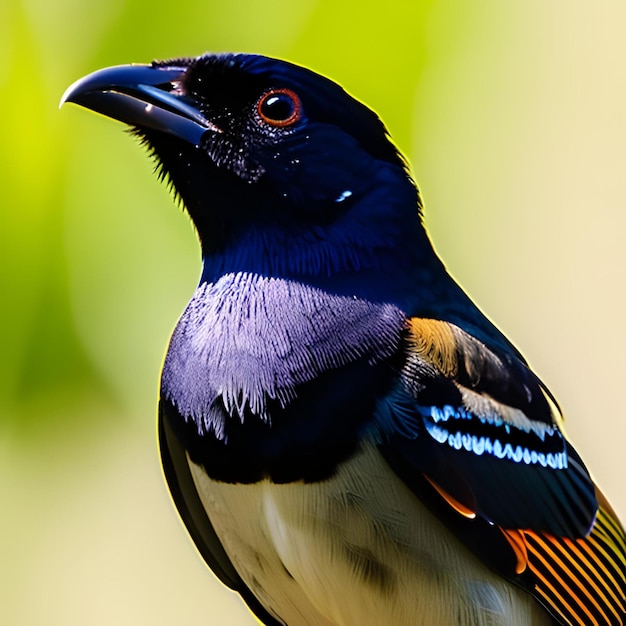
[2,1,625,624]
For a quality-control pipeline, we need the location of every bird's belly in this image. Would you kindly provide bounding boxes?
[187,441,550,626]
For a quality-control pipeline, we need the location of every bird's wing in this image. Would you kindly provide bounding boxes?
[520,488,626,626]
[377,317,626,626]
[158,402,284,626]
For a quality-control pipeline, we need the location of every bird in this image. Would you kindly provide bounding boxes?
[62,53,625,626]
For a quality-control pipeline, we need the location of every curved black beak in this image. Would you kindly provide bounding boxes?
[61,64,219,147]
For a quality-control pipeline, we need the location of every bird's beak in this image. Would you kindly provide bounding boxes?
[61,64,219,147]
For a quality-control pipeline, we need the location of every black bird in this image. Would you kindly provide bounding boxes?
[62,53,626,625]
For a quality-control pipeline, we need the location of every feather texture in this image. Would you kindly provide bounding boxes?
[377,317,625,625]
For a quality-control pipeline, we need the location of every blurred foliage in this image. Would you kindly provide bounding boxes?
[1,1,625,625]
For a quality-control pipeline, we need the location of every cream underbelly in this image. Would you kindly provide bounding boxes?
[187,441,551,626]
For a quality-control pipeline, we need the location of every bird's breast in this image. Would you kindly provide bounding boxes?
[187,439,551,626]
[159,272,405,481]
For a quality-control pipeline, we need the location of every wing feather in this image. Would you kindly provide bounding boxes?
[522,497,626,626]
[378,316,625,625]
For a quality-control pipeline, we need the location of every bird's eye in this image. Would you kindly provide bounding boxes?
[257,89,302,127]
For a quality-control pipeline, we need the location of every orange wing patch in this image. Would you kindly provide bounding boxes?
[518,501,625,626]
[422,474,477,520]
[406,317,509,391]
[500,528,530,575]
[406,318,459,376]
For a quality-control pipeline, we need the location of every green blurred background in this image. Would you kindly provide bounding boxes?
[2,1,625,624]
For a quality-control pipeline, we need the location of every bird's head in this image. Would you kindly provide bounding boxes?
[63,53,434,294]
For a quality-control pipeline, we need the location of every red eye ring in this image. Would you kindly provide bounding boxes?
[257,88,302,127]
